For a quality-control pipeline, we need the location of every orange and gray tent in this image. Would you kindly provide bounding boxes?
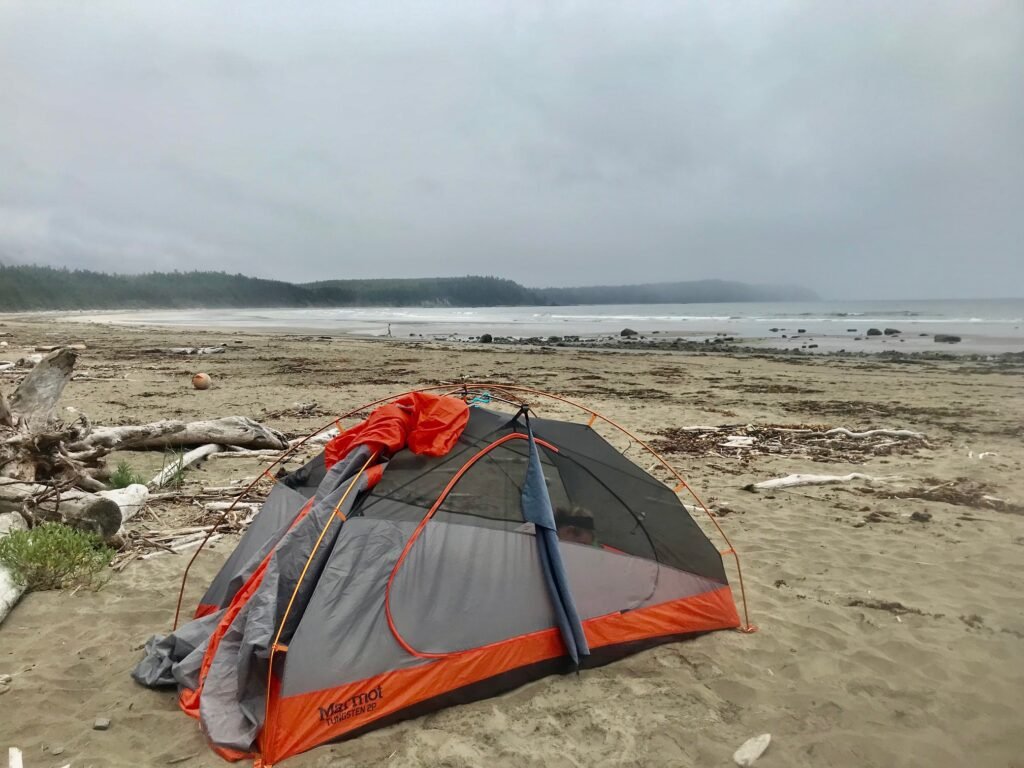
[133,390,745,765]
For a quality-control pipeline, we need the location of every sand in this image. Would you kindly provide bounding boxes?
[1,316,1022,768]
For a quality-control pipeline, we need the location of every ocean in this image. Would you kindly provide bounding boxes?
[64,298,1024,354]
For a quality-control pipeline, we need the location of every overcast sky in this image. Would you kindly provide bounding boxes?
[1,1,1021,299]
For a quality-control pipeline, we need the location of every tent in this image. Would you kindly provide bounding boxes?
[134,388,747,765]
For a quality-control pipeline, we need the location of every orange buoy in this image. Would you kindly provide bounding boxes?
[192,372,212,390]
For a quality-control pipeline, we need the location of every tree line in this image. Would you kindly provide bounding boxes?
[0,265,816,311]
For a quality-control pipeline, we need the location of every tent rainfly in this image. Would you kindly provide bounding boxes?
[134,389,747,765]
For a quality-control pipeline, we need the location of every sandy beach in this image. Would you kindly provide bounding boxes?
[1,316,1022,768]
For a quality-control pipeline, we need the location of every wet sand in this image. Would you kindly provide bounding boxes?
[1,317,1022,767]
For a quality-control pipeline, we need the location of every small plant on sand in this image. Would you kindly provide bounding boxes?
[109,460,146,489]
[157,449,187,489]
[0,523,115,592]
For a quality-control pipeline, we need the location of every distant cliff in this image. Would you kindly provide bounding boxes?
[0,265,818,311]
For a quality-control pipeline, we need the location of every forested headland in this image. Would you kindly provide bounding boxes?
[0,265,817,311]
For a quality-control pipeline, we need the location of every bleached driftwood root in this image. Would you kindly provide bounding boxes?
[148,444,225,489]
[1,348,92,484]
[5,348,76,432]
[749,473,894,491]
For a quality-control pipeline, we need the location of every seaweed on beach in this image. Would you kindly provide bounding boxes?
[870,478,1024,515]
[778,399,990,432]
[723,382,826,394]
[260,402,329,420]
[650,423,930,462]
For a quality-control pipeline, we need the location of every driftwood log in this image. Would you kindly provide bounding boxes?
[0,347,286,533]
[0,481,149,540]
[0,511,28,626]
[2,349,287,484]
[748,473,896,491]
[77,417,288,452]
[148,444,224,489]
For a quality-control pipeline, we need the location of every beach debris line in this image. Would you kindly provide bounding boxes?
[259,401,328,420]
[651,423,929,462]
[733,733,771,766]
[142,346,226,355]
[110,484,269,571]
[745,473,1024,517]
[869,478,1024,515]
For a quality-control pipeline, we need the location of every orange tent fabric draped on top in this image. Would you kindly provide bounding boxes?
[324,392,470,468]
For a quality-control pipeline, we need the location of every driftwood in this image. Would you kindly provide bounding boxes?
[139,533,222,559]
[113,491,265,569]
[748,473,894,491]
[79,417,288,452]
[143,346,225,355]
[100,484,150,529]
[0,348,281,548]
[0,511,28,625]
[0,389,11,427]
[6,348,76,432]
[1,349,86,482]
[733,734,771,767]
[1,349,285,488]
[822,427,925,439]
[0,482,134,540]
[148,444,224,489]
[211,448,289,460]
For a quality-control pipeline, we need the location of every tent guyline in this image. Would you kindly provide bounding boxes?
[145,386,750,765]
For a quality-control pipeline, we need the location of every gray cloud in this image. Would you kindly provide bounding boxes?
[1,0,1021,298]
